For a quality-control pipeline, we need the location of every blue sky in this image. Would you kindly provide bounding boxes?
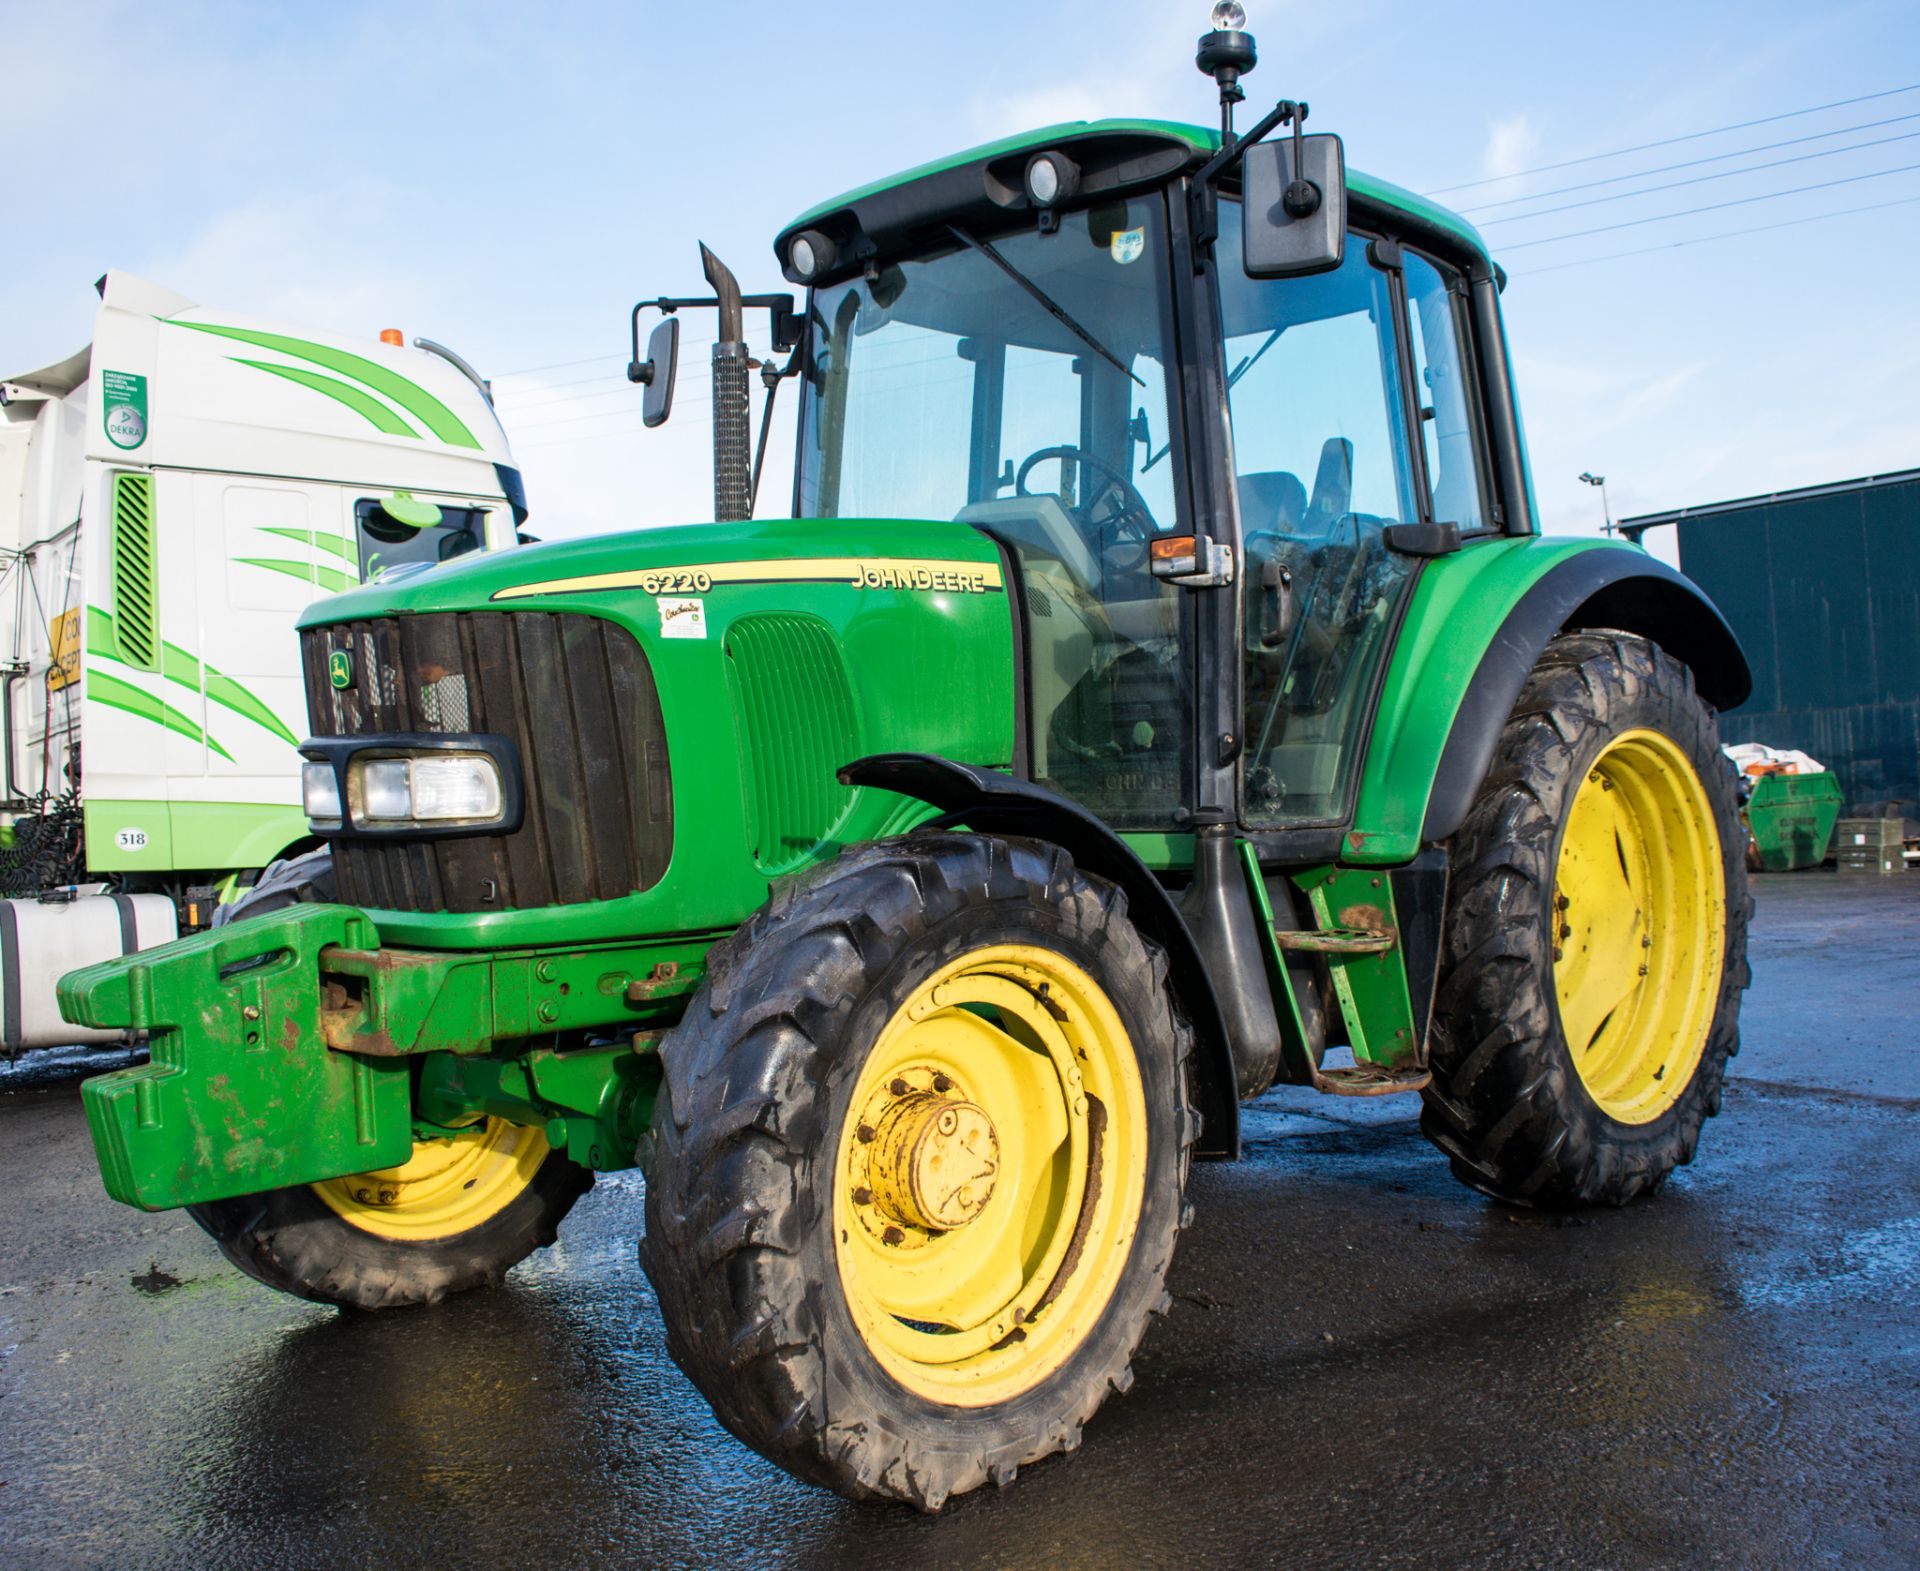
[9,0,1919,559]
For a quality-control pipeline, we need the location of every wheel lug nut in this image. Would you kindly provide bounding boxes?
[882,1226,904,1246]
[857,1123,876,1143]
[932,1073,952,1093]
[889,1077,910,1097]
[852,1186,873,1206]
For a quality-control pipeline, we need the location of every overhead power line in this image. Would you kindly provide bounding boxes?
[1480,128,1920,226]
[1510,191,1920,277]
[1426,82,1920,196]
[494,352,620,380]
[1459,110,1920,214]
[1499,159,1920,249]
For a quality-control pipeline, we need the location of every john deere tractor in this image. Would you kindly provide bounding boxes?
[63,7,1750,1511]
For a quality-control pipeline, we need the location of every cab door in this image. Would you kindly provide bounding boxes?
[1217,203,1486,832]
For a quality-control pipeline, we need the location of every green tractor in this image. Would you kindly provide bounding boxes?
[63,7,1750,1511]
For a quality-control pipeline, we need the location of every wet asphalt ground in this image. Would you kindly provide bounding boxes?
[1,871,1915,1570]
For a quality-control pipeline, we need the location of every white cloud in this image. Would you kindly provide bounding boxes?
[1480,114,1541,183]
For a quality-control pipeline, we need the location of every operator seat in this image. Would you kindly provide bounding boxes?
[1237,470,1307,537]
[1304,436,1354,534]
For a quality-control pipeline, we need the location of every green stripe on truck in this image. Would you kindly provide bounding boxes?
[171,321,481,448]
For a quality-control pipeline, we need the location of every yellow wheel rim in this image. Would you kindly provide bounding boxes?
[833,943,1148,1407]
[312,1118,548,1241]
[1553,728,1726,1124]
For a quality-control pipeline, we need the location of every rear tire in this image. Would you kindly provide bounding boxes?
[188,849,588,1310]
[1420,632,1751,1207]
[641,833,1195,1510]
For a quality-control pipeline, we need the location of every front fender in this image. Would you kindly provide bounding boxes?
[1348,537,1749,864]
[839,753,1240,1159]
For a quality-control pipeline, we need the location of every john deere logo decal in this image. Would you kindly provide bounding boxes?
[328,649,354,689]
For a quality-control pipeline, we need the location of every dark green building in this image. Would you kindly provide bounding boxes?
[1623,468,1920,814]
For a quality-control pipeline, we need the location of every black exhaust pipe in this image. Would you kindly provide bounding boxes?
[699,243,753,523]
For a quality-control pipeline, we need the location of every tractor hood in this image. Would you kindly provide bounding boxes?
[298,515,1005,628]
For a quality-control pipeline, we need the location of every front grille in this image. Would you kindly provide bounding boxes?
[301,612,672,913]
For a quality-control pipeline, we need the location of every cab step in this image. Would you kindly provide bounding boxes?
[1271,926,1395,955]
[1310,1062,1432,1097]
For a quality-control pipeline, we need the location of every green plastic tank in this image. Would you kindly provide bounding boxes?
[1745,771,1843,871]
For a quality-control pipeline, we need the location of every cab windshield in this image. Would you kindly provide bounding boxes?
[795,197,1192,825]
[796,198,1181,534]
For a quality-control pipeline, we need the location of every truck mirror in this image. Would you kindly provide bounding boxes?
[634,316,680,428]
[1242,133,1346,278]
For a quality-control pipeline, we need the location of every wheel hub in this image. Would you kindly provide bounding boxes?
[868,1089,999,1232]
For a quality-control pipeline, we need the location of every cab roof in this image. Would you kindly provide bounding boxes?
[779,118,1493,277]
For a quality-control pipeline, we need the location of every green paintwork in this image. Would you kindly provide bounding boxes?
[1346,536,1622,865]
[1119,831,1196,870]
[83,800,171,867]
[1745,770,1842,871]
[298,516,1015,951]
[1239,840,1319,1085]
[257,527,357,564]
[231,358,419,439]
[88,607,301,748]
[167,801,307,870]
[417,1045,659,1173]
[68,906,414,1210]
[171,321,481,449]
[1297,866,1418,1068]
[66,900,708,1204]
[237,556,355,594]
[86,669,233,762]
[779,118,1493,268]
[85,800,306,874]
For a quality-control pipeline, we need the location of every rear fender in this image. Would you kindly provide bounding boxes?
[839,754,1240,1159]
[1348,539,1750,863]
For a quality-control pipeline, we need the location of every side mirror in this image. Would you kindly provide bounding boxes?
[629,316,680,428]
[1243,134,1346,278]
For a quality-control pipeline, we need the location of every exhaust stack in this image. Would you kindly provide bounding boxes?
[700,243,753,523]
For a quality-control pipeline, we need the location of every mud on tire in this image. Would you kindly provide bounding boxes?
[1419,632,1752,1208]
[640,832,1195,1510]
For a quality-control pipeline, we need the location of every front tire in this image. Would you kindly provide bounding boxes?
[1420,632,1751,1207]
[189,849,589,1310]
[641,833,1195,1510]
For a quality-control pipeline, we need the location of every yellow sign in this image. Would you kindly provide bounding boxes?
[492,556,1005,603]
[48,608,80,692]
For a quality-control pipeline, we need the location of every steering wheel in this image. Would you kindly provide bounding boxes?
[1014,445,1156,546]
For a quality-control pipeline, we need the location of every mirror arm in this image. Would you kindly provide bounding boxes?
[1190,98,1306,264]
[628,292,802,384]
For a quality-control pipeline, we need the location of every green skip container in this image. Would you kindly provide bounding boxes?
[1745,771,1843,872]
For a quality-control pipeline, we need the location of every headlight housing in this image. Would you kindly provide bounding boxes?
[301,737,521,838]
[349,753,504,826]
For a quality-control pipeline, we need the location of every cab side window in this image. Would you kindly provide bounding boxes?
[1402,252,1491,534]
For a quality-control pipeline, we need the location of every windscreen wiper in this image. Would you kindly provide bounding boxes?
[1142,325,1285,472]
[945,224,1143,388]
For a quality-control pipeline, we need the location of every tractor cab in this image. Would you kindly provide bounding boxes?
[767,121,1506,848]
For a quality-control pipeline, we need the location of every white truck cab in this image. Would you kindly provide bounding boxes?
[0,271,524,1049]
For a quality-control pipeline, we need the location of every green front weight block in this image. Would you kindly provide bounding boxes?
[63,905,414,1210]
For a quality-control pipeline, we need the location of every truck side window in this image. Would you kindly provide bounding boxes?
[1402,252,1491,535]
[353,498,485,582]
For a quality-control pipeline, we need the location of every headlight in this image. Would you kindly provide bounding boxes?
[347,753,505,827]
[302,761,343,825]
